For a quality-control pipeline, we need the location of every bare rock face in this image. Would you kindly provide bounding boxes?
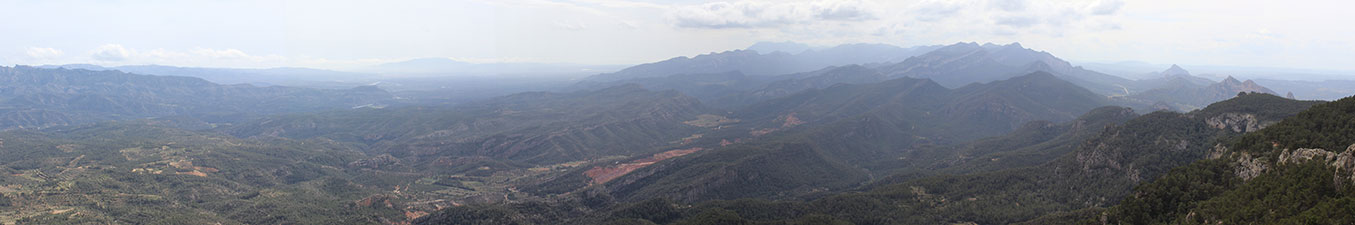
[1207,144,1229,160]
[1248,144,1355,184]
[1277,146,1355,170]
[1206,113,1263,133]
[1279,148,1342,165]
[1234,152,1268,181]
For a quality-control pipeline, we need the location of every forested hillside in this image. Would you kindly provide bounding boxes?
[412,93,1324,225]
[1092,94,1355,224]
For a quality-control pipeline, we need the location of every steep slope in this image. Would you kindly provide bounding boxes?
[0,66,393,129]
[857,93,1321,224]
[1092,94,1355,225]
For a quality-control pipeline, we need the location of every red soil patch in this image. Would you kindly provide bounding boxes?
[750,128,777,136]
[405,210,430,220]
[584,147,705,184]
[781,113,805,128]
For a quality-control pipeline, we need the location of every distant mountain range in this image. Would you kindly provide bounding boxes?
[0,66,393,129]
[1118,65,1277,110]
[1253,79,1355,100]
[874,42,1141,96]
[359,57,627,76]
[744,41,815,54]
[38,64,375,88]
[583,43,942,82]
[575,42,1279,112]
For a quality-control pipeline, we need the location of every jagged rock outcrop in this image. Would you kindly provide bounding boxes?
[1227,144,1355,183]
[1276,144,1355,184]
[1233,152,1269,180]
[1207,144,1229,160]
[1205,113,1265,133]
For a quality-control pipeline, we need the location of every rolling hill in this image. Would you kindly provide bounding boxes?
[0,66,393,129]
[225,84,714,167]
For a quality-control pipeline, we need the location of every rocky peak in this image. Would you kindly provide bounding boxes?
[1242,79,1258,86]
[1210,76,1277,96]
[1286,92,1296,99]
[1162,64,1190,77]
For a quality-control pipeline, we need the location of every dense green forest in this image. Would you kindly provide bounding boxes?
[1093,95,1355,225]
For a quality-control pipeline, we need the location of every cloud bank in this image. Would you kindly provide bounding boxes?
[25,47,63,59]
[669,0,877,29]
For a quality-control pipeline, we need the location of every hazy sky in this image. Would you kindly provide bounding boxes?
[2,0,1352,71]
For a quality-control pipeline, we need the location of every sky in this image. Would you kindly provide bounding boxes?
[1,0,1352,72]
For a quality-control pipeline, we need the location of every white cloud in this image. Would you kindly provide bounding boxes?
[3,0,1353,71]
[555,21,589,31]
[25,47,63,59]
[91,44,131,61]
[988,0,1026,12]
[668,0,877,29]
[1088,0,1124,15]
[993,15,1040,28]
[73,45,293,68]
[191,48,253,59]
[912,0,969,22]
[904,0,1123,35]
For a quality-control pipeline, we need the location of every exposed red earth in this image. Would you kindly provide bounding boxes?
[584,147,705,184]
